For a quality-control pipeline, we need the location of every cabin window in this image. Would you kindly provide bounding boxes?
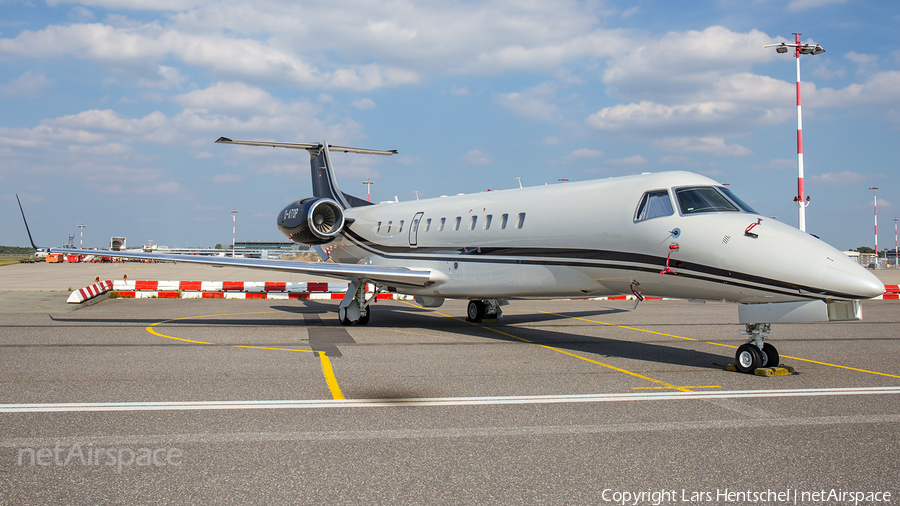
[500,214,508,229]
[635,190,674,222]
[675,187,739,215]
[398,220,404,233]
[439,218,446,231]
[484,215,492,230]
[386,221,392,233]
[469,216,477,230]
[454,217,461,231]
[515,213,526,229]
[424,218,432,232]
[376,221,381,234]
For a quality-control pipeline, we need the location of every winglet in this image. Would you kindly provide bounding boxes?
[15,194,39,250]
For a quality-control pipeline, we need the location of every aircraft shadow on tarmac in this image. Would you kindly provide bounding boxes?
[46,300,728,370]
[285,301,728,370]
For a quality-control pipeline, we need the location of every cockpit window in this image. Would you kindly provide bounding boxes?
[635,190,674,222]
[718,187,757,214]
[675,187,740,214]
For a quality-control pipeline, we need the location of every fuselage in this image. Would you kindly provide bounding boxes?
[286,171,883,303]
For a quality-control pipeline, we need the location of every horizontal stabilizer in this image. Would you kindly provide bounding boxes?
[215,137,397,156]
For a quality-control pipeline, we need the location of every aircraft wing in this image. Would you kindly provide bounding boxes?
[50,248,440,288]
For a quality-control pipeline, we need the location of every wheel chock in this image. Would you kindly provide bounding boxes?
[725,364,795,376]
[754,366,794,376]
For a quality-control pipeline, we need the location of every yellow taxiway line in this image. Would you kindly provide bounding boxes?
[402,301,697,392]
[146,311,344,400]
[538,310,900,380]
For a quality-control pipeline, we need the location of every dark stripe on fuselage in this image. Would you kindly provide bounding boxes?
[337,228,861,300]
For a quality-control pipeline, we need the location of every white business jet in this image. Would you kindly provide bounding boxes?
[46,138,883,373]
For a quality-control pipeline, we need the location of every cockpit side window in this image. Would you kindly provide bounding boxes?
[675,187,739,215]
[635,190,674,222]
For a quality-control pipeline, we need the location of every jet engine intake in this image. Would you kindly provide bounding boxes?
[277,197,345,245]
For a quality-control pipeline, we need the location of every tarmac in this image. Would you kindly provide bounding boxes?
[1,261,899,504]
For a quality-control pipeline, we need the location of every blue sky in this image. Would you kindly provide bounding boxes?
[2,0,898,251]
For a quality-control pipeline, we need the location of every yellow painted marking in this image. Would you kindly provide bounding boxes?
[318,352,345,400]
[146,326,215,345]
[146,311,344,399]
[401,301,689,392]
[540,309,900,380]
[234,345,316,353]
[779,355,900,379]
[632,386,721,390]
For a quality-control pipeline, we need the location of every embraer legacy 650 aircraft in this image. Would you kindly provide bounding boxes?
[49,138,884,374]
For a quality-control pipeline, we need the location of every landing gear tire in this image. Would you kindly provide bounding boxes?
[761,343,779,368]
[338,307,352,326]
[466,300,486,322]
[735,344,762,374]
[358,310,370,326]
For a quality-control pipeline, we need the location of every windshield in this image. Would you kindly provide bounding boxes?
[675,187,739,214]
[718,187,757,213]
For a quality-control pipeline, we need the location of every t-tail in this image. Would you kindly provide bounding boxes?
[215,137,395,210]
[215,137,396,246]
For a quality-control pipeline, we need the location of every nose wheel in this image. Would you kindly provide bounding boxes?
[734,323,780,373]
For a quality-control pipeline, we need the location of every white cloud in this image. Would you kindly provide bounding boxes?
[0,22,419,91]
[461,149,492,166]
[605,155,647,165]
[352,98,376,110]
[809,171,868,186]
[811,60,845,80]
[137,65,187,89]
[0,72,52,98]
[844,51,878,74]
[812,71,900,108]
[653,137,751,157]
[449,86,470,96]
[495,83,561,122]
[563,148,604,162]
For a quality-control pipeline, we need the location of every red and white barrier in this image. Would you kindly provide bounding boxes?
[68,280,900,303]
[67,280,114,303]
[101,280,391,301]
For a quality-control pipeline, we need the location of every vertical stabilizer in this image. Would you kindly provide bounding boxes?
[215,137,395,209]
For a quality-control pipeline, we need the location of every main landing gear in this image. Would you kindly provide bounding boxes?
[466,299,506,323]
[338,279,376,326]
[734,323,780,374]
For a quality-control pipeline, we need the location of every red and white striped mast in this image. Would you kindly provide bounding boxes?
[231,209,238,258]
[870,187,878,268]
[765,34,825,232]
[894,217,898,268]
[362,178,374,202]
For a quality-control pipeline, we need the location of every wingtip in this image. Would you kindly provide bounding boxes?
[215,137,233,143]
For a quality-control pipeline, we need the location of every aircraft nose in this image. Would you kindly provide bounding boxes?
[822,264,885,300]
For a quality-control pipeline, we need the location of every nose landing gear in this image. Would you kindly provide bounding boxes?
[734,323,780,373]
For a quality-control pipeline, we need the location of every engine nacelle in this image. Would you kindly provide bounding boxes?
[277,197,345,245]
